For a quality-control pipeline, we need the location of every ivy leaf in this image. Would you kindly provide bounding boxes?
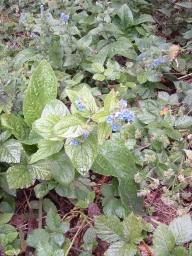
[49,152,75,187]
[7,165,34,189]
[65,133,98,175]
[94,215,123,243]
[153,223,175,256]
[0,139,23,163]
[29,139,64,164]
[41,99,70,117]
[23,60,57,126]
[1,114,29,140]
[106,241,137,256]
[168,214,192,245]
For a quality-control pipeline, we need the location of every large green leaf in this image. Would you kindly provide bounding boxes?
[97,122,112,144]
[29,139,64,164]
[14,48,36,70]
[104,89,118,112]
[94,215,123,243]
[7,165,34,189]
[32,115,62,140]
[41,99,70,117]
[0,139,23,163]
[153,224,175,256]
[65,133,98,175]
[169,214,192,245]
[46,209,61,232]
[23,60,57,126]
[54,115,85,138]
[49,152,75,187]
[26,229,50,249]
[106,241,137,256]
[29,160,52,180]
[92,141,143,215]
[1,114,29,140]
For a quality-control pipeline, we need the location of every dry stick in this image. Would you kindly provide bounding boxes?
[178,73,192,80]
[65,216,87,256]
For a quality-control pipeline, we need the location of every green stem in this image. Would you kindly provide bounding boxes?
[38,198,43,229]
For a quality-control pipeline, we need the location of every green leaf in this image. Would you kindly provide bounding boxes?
[0,139,23,163]
[135,14,154,24]
[92,109,109,123]
[123,213,143,244]
[0,131,11,144]
[153,224,175,256]
[118,4,134,27]
[83,227,96,244]
[33,115,62,140]
[104,89,118,112]
[1,114,29,140]
[14,48,36,70]
[0,213,13,225]
[53,115,85,138]
[41,99,70,117]
[36,242,53,256]
[76,200,88,208]
[106,241,137,256]
[93,73,106,81]
[169,214,192,245]
[165,129,181,140]
[92,141,143,215]
[43,198,57,213]
[174,115,192,128]
[29,140,64,164]
[65,133,98,175]
[92,63,105,74]
[7,165,33,189]
[97,122,112,144]
[158,91,170,105]
[46,209,61,232]
[29,160,51,180]
[23,60,57,126]
[49,152,75,187]
[77,34,92,50]
[176,2,192,8]
[34,184,49,198]
[52,233,65,246]
[94,215,123,243]
[171,246,189,256]
[26,228,50,249]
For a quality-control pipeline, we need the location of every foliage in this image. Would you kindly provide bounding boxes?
[0,0,192,255]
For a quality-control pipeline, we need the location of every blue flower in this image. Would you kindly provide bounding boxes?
[71,139,79,146]
[82,133,89,138]
[20,13,27,21]
[123,110,131,118]
[127,113,135,121]
[60,13,69,21]
[117,113,124,120]
[121,100,127,107]
[106,116,113,124]
[165,68,171,72]
[75,98,81,104]
[78,104,85,111]
[151,58,164,68]
[112,123,119,131]
[30,33,36,38]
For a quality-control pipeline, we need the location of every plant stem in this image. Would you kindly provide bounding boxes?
[38,198,43,229]
[65,215,87,256]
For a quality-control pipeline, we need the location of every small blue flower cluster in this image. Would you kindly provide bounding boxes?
[71,133,89,146]
[75,98,85,111]
[30,33,36,38]
[20,13,27,21]
[106,100,135,132]
[71,139,79,146]
[151,56,166,68]
[40,4,44,9]
[60,13,69,22]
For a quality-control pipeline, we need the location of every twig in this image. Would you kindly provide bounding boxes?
[38,198,43,229]
[178,73,192,80]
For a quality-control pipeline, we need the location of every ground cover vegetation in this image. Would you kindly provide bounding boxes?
[1,0,192,255]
